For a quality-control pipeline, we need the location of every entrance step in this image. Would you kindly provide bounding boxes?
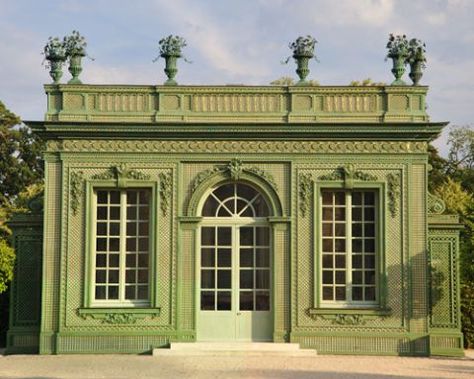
[152,342,317,357]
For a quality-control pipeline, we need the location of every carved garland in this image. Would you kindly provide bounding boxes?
[159,172,173,216]
[78,310,161,324]
[70,171,84,215]
[191,159,278,193]
[307,309,390,325]
[299,173,313,217]
[386,172,401,217]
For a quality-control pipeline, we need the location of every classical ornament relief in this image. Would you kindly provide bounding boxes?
[51,140,428,154]
[386,172,401,217]
[228,158,243,180]
[245,167,278,191]
[159,172,173,216]
[307,309,390,326]
[91,164,151,186]
[191,160,278,193]
[191,167,222,192]
[427,192,446,215]
[319,164,377,189]
[77,309,161,323]
[70,171,84,215]
[299,173,313,217]
[102,313,137,324]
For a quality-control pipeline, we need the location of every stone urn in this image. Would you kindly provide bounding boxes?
[43,37,67,84]
[389,54,407,85]
[408,59,423,86]
[162,54,180,86]
[68,53,85,84]
[294,52,313,84]
[47,56,66,84]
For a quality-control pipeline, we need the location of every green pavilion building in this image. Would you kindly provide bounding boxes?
[6,37,464,355]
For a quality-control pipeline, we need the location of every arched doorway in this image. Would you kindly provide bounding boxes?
[196,182,273,341]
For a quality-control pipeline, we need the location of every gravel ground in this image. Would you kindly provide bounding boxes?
[0,351,473,379]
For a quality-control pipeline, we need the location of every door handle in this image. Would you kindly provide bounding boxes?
[236,312,242,315]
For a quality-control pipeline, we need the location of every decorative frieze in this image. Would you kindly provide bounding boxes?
[47,140,428,154]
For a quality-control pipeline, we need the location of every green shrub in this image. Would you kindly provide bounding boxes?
[461,282,474,348]
[0,238,15,293]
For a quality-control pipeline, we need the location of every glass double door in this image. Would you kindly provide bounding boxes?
[197,224,272,341]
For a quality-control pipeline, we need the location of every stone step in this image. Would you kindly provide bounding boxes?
[152,342,317,357]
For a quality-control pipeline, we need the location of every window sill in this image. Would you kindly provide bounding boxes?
[77,307,161,324]
[307,307,391,325]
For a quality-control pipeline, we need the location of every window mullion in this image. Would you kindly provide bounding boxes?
[119,190,127,302]
[346,191,352,304]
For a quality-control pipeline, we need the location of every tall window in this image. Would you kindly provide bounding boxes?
[93,189,150,305]
[321,190,377,306]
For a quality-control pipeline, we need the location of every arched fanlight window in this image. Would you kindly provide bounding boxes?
[201,183,270,217]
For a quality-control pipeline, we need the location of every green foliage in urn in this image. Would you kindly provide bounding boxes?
[63,30,88,57]
[289,35,318,58]
[284,35,319,85]
[385,33,409,59]
[406,38,427,86]
[406,38,427,67]
[63,30,92,85]
[153,35,190,86]
[385,33,409,86]
[43,37,67,84]
[43,37,66,61]
[156,35,187,58]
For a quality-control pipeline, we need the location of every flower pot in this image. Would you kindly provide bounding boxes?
[409,60,423,86]
[294,53,313,85]
[68,54,85,84]
[163,54,180,85]
[48,58,65,84]
[390,55,407,85]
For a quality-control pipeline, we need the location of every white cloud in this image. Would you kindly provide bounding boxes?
[303,0,395,27]
[151,0,268,80]
[424,12,447,25]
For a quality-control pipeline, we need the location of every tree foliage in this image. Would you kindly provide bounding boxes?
[0,101,44,294]
[429,127,474,347]
[0,100,44,206]
[0,239,14,293]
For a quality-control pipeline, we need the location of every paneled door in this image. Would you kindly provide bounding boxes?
[197,183,273,341]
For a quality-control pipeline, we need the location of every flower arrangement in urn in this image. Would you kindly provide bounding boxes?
[154,35,189,85]
[406,38,427,86]
[43,30,92,84]
[63,30,91,84]
[385,33,409,85]
[284,35,318,85]
[43,37,67,83]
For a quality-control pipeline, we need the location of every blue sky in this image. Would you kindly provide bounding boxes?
[1,0,473,155]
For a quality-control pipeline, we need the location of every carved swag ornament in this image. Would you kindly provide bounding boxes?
[191,159,277,193]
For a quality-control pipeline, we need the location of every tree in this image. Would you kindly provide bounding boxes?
[0,101,44,294]
[446,125,474,193]
[0,100,44,206]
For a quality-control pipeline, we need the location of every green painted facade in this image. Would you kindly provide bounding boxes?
[7,84,463,355]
